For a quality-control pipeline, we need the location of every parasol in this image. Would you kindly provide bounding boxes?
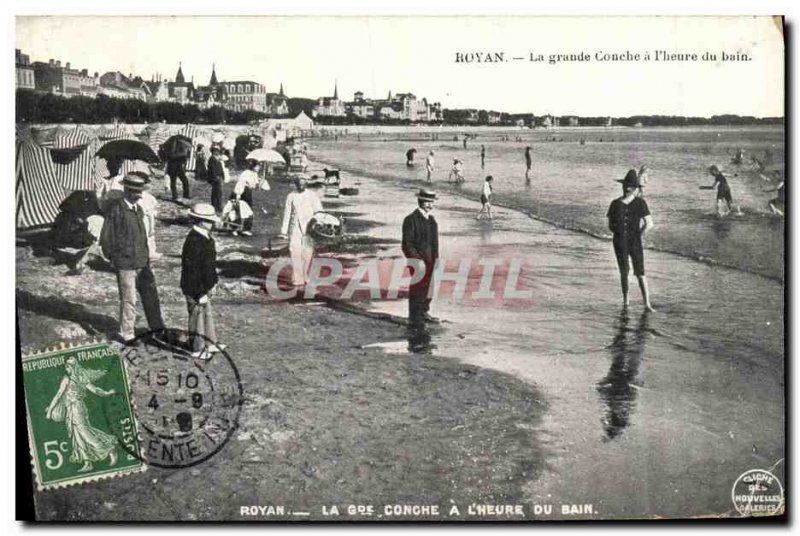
[245,148,286,163]
[161,134,193,161]
[96,139,160,164]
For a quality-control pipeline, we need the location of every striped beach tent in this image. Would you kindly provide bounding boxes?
[16,137,65,229]
[142,123,170,152]
[52,126,93,149]
[177,124,200,171]
[54,139,104,192]
[98,123,137,141]
[147,127,170,155]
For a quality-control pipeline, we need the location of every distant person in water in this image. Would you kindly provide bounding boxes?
[636,165,650,198]
[476,175,494,220]
[406,148,417,167]
[426,151,435,183]
[705,165,738,217]
[480,145,486,168]
[463,136,468,150]
[524,147,532,181]
[637,165,650,186]
[607,170,655,312]
[763,170,785,215]
[450,158,464,183]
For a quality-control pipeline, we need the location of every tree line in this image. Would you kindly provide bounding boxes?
[17,89,782,127]
[449,111,782,127]
[16,89,270,125]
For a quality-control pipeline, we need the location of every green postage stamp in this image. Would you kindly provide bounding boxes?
[22,342,145,490]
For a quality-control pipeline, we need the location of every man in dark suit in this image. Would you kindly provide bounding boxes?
[166,156,190,201]
[207,146,225,212]
[402,189,440,327]
[100,172,165,345]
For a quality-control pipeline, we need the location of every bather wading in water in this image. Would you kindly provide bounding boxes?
[606,170,655,312]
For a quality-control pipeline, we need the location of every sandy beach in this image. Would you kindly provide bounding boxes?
[17,130,784,520]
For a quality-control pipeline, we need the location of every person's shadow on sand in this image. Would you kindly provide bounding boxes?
[17,289,118,336]
[597,309,649,441]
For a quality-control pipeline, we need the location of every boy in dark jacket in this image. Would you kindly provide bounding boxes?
[180,203,225,358]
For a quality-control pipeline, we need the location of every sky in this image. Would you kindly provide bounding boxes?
[15,15,785,118]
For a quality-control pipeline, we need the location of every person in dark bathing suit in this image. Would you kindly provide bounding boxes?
[607,170,655,312]
[706,164,738,216]
[524,146,532,182]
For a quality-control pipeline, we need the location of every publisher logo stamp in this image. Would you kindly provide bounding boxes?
[731,469,784,517]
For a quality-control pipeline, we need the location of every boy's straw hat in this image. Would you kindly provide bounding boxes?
[189,202,220,223]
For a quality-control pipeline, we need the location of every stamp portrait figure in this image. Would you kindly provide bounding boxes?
[44,357,118,473]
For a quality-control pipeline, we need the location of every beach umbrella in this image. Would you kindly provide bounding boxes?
[95,139,160,164]
[161,134,193,160]
[245,148,285,163]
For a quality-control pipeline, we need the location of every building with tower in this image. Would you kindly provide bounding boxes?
[168,62,195,104]
[265,83,290,116]
[313,81,346,117]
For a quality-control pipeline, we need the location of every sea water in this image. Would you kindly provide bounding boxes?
[310,125,784,280]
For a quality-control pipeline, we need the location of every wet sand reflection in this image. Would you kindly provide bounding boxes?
[597,310,649,441]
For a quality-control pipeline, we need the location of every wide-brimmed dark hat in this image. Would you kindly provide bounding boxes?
[417,188,438,201]
[122,172,149,191]
[615,169,640,189]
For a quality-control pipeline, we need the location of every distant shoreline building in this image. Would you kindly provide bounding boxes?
[98,71,145,100]
[314,84,442,122]
[15,49,35,90]
[33,57,99,97]
[266,83,290,116]
[15,49,445,121]
[313,81,346,117]
[221,80,267,113]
